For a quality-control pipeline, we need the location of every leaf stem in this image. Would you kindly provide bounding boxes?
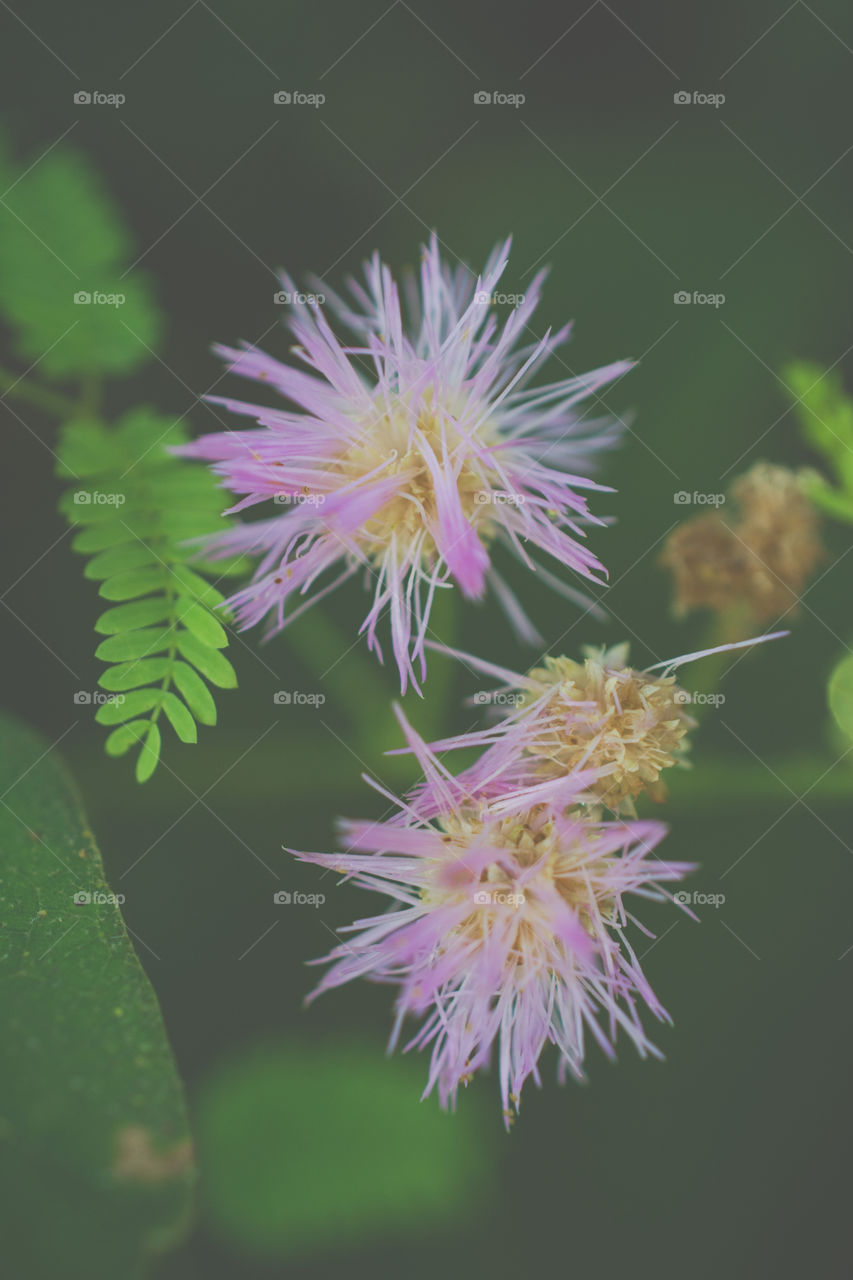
[0,367,77,417]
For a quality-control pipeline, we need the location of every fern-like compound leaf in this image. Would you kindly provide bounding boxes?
[58,408,240,782]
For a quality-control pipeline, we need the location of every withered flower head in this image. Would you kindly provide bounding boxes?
[661,462,823,623]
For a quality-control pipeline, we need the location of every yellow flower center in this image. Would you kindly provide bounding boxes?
[519,647,692,810]
[334,393,501,562]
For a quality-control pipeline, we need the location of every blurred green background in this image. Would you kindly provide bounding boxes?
[2,0,853,1275]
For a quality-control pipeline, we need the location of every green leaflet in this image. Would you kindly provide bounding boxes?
[784,362,853,521]
[58,408,240,781]
[0,712,194,1276]
[828,652,853,743]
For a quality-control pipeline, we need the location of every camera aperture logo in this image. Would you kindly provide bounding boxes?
[73,890,126,905]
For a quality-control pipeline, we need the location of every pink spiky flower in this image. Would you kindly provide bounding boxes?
[179,236,631,691]
[293,710,692,1125]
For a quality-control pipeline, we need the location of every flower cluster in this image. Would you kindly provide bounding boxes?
[295,701,693,1127]
[179,236,630,691]
[295,633,783,1124]
[184,237,789,1125]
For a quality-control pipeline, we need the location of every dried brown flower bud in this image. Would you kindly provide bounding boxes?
[661,463,822,623]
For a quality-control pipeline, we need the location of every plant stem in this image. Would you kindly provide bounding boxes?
[0,367,76,417]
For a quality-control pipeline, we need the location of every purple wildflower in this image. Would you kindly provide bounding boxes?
[293,709,692,1125]
[180,236,631,691]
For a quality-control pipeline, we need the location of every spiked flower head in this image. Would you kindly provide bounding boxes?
[415,643,695,815]
[509,645,694,809]
[413,633,786,816]
[179,236,632,690]
[294,710,691,1125]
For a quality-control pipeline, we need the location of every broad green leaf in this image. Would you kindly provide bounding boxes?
[195,1041,489,1260]
[0,712,194,1277]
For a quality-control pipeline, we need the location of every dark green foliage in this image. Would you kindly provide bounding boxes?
[0,712,194,1278]
[0,136,160,376]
